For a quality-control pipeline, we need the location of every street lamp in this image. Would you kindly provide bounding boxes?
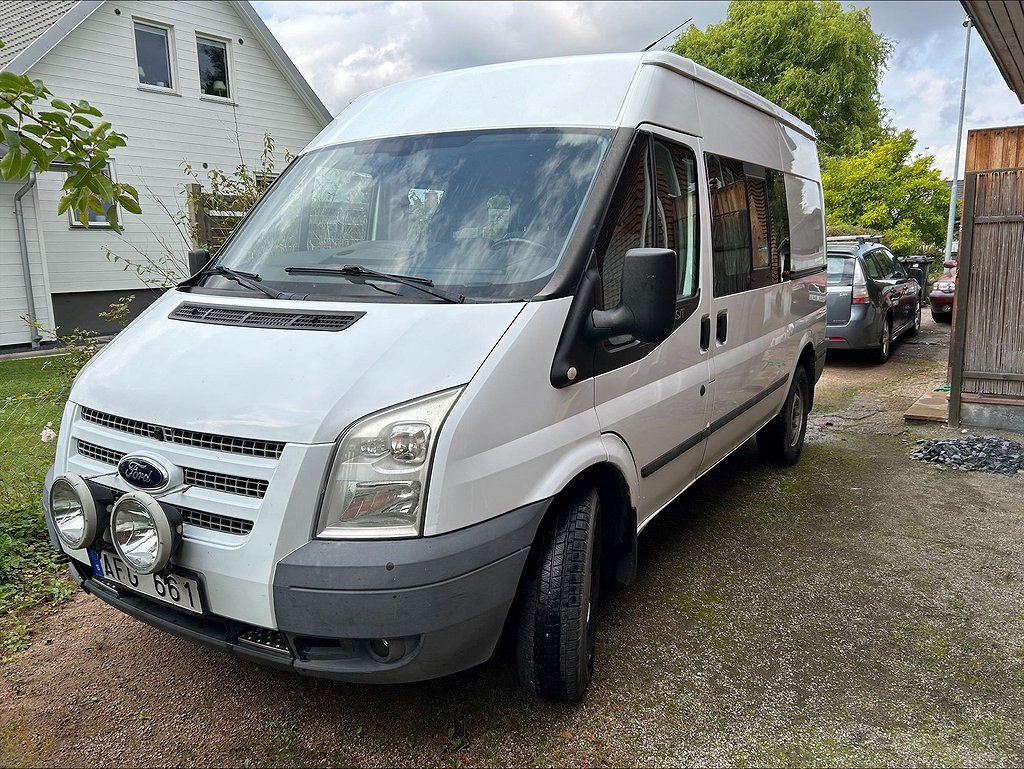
[944,18,973,264]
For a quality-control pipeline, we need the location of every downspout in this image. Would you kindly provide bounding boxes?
[14,171,41,348]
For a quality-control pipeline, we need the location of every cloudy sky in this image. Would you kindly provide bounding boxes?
[252,1,1024,178]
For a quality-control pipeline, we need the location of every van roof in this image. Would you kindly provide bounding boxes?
[304,52,816,154]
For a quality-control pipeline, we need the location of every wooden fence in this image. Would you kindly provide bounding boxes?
[186,183,249,256]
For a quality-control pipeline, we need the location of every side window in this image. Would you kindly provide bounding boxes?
[746,166,772,289]
[766,169,791,283]
[863,252,884,280]
[652,140,699,301]
[784,174,826,275]
[597,139,652,309]
[707,153,751,297]
[873,248,895,278]
[68,163,116,228]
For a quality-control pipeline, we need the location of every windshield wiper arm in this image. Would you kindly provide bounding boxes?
[284,264,465,304]
[206,265,292,300]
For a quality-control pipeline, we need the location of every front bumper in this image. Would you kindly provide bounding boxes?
[929,293,954,313]
[69,498,550,684]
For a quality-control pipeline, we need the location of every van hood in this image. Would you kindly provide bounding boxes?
[71,290,526,444]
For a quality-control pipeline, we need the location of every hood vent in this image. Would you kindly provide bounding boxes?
[169,303,364,331]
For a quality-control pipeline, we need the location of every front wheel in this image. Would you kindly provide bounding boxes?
[757,366,810,467]
[516,486,601,702]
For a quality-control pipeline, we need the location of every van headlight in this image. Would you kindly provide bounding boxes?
[316,387,462,539]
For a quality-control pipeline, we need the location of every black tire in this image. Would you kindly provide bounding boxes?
[931,310,951,324]
[907,301,922,337]
[516,486,601,703]
[873,316,892,363]
[756,366,810,467]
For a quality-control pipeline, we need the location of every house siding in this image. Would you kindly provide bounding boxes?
[0,181,55,347]
[22,0,327,301]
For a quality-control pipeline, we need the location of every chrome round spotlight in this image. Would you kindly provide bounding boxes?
[109,492,181,574]
[49,474,98,549]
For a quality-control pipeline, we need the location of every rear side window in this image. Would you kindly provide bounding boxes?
[784,175,826,275]
[863,252,885,280]
[827,255,855,285]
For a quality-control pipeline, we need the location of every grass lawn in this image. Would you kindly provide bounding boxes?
[0,356,75,655]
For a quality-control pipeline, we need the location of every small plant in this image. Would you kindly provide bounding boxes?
[267,720,298,757]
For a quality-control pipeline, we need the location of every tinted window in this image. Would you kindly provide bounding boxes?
[653,140,699,300]
[872,248,895,278]
[707,154,751,296]
[767,169,791,283]
[599,139,652,309]
[863,252,884,280]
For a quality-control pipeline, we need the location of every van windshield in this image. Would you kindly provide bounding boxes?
[203,129,611,302]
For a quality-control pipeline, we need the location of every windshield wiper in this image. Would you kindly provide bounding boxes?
[284,264,465,304]
[206,265,292,300]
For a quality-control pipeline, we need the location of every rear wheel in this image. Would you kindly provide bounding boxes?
[516,486,601,703]
[757,366,810,467]
[907,301,922,336]
[873,317,892,363]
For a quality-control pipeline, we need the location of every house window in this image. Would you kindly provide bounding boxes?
[197,35,231,98]
[134,21,174,89]
[68,164,116,228]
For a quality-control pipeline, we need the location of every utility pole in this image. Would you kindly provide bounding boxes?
[944,18,973,264]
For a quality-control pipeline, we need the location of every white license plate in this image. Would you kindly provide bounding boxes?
[95,551,204,615]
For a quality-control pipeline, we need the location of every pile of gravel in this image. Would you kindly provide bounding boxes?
[912,434,1024,475]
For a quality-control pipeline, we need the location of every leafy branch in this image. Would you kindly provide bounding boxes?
[0,67,141,232]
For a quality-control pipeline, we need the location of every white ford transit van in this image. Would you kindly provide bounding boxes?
[44,52,826,702]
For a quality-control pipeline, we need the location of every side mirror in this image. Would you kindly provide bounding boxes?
[590,248,676,344]
[908,267,925,287]
[188,248,211,276]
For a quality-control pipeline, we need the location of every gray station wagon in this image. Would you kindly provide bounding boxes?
[825,237,923,362]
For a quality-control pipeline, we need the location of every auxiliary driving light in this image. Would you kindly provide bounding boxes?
[109,491,182,574]
[49,474,99,549]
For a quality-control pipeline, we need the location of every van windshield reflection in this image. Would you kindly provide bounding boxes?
[205,129,611,302]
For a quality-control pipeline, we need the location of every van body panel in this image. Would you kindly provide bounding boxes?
[694,82,785,172]
[425,298,601,536]
[71,289,525,444]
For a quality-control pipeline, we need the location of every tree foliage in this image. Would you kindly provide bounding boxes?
[671,0,892,157]
[0,40,140,232]
[821,130,951,255]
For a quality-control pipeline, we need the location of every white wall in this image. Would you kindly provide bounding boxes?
[25,0,327,296]
[0,181,55,347]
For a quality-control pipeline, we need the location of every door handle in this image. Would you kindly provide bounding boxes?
[700,315,711,351]
[716,310,728,344]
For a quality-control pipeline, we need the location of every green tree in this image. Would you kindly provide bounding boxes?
[821,130,950,255]
[0,40,140,232]
[671,0,892,158]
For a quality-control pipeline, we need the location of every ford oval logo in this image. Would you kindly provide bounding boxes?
[117,455,169,490]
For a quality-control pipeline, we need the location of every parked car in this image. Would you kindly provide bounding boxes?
[826,237,922,362]
[929,259,958,323]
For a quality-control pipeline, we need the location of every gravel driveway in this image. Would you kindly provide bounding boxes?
[2,316,1022,767]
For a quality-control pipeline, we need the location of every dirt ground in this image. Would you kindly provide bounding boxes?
[2,316,1022,768]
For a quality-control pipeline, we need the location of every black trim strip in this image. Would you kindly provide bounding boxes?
[640,374,789,478]
[788,264,827,280]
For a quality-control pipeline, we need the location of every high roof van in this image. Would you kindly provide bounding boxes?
[44,52,826,702]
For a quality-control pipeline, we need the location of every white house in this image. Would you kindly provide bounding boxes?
[0,0,331,349]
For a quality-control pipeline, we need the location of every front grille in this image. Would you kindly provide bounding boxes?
[169,303,363,332]
[183,468,268,498]
[78,440,124,465]
[81,407,284,459]
[180,507,254,536]
[92,484,254,537]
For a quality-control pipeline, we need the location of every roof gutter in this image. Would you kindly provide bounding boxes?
[14,171,42,348]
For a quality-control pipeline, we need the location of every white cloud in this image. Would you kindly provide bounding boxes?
[254,0,1024,177]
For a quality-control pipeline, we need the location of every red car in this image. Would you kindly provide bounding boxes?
[929,259,957,323]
